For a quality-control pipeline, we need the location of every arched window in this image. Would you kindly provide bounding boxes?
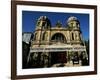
[42,22,45,27]
[51,33,66,43]
[70,22,74,27]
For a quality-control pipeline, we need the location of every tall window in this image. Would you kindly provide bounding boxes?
[42,32,47,40]
[42,32,45,40]
[72,33,74,40]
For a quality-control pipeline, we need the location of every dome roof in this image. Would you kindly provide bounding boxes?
[38,16,48,21]
[36,16,51,28]
[67,16,78,23]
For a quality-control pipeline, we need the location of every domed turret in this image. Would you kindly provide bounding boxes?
[36,16,51,29]
[67,16,80,28]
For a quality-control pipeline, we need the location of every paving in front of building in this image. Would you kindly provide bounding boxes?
[52,61,82,67]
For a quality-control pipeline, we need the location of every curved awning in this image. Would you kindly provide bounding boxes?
[30,44,86,52]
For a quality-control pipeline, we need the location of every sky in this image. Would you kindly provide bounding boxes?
[22,11,89,40]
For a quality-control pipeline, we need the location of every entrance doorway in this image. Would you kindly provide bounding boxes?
[51,52,67,66]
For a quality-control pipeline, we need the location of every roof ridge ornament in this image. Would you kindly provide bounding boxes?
[56,20,62,28]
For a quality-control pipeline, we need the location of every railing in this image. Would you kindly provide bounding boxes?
[31,40,83,45]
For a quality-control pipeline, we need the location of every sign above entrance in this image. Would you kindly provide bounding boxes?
[30,46,86,52]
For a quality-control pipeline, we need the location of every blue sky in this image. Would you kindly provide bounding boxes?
[22,11,89,40]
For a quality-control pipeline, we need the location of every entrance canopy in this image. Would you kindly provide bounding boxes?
[30,44,86,52]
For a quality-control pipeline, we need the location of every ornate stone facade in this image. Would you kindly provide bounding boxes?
[27,16,88,68]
